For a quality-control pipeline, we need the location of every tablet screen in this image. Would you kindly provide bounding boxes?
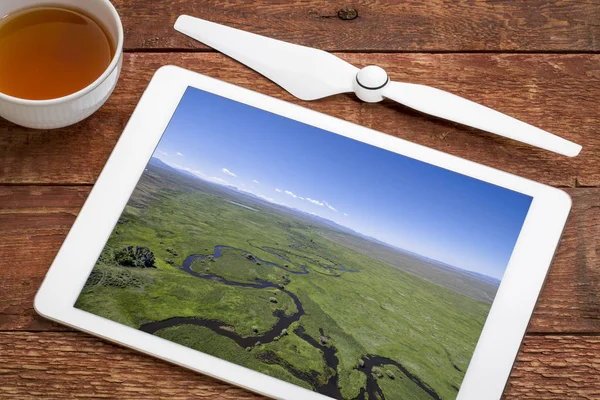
[76,86,532,399]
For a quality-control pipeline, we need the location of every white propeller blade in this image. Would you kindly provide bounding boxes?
[175,15,358,100]
[175,15,582,157]
[382,82,582,157]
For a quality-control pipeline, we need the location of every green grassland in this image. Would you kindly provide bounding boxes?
[377,364,429,400]
[155,324,313,390]
[76,160,495,399]
[77,261,294,336]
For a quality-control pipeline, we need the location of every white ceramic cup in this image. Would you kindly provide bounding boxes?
[0,0,124,129]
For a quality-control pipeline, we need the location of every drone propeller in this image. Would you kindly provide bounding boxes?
[175,15,581,157]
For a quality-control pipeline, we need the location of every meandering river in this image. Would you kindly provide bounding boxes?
[139,244,441,399]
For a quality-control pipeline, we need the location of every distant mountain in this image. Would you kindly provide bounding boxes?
[153,158,354,230]
[456,269,501,286]
[375,242,502,285]
[149,156,501,286]
[297,212,501,284]
[148,156,172,170]
[142,157,501,302]
[149,158,204,181]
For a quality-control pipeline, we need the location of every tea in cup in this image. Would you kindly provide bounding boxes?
[0,0,123,129]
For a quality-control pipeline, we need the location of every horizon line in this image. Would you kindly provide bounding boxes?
[152,155,501,282]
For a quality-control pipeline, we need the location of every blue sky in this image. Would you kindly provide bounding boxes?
[152,87,532,280]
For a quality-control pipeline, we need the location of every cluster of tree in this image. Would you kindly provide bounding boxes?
[114,246,156,268]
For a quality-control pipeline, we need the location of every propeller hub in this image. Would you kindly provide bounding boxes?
[354,66,389,103]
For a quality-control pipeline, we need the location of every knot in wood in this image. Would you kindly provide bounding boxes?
[337,8,358,20]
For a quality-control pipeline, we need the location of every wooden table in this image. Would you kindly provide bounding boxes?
[1,1,599,399]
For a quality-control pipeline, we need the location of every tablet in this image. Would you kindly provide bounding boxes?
[35,66,571,400]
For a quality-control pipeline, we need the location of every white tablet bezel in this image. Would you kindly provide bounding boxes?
[35,65,571,400]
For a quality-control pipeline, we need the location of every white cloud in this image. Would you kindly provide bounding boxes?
[275,188,282,193]
[209,176,229,185]
[253,180,260,184]
[306,198,324,207]
[305,198,338,211]
[284,190,297,199]
[324,201,338,212]
[257,193,274,202]
[177,152,183,157]
[249,192,289,207]
[298,196,305,200]
[221,168,237,177]
[344,213,348,216]
[172,164,205,178]
[158,151,168,156]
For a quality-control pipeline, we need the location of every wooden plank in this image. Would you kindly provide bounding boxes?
[504,335,600,399]
[0,187,89,332]
[112,0,600,52]
[0,186,89,214]
[532,188,600,333]
[0,332,598,399]
[0,331,263,399]
[0,186,598,333]
[0,53,598,186]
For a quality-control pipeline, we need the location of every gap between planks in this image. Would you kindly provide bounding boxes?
[122,49,600,55]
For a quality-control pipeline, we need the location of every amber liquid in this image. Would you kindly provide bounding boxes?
[0,6,115,100]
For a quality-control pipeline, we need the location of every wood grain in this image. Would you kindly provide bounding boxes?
[1,186,598,333]
[504,335,600,400]
[0,53,599,186]
[2,2,600,397]
[0,332,598,399]
[0,187,89,332]
[111,0,600,52]
[0,331,264,399]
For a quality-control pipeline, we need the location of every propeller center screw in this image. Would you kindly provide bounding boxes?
[354,66,389,103]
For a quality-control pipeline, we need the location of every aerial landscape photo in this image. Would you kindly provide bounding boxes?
[76,87,533,399]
